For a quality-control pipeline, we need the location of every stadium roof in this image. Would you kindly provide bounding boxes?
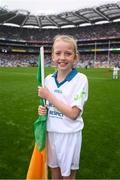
[0,2,120,28]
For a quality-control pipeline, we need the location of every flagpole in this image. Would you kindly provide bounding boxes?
[40,46,46,106]
[40,46,48,179]
[40,46,45,88]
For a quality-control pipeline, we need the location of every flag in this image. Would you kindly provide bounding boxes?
[26,47,48,180]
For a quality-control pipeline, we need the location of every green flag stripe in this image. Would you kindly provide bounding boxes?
[34,46,47,151]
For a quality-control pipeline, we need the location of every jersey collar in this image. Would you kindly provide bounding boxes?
[52,68,78,88]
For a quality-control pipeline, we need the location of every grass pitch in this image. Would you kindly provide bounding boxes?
[0,67,120,179]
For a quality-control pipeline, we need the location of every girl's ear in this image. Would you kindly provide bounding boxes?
[74,53,79,61]
[51,53,57,67]
[73,53,80,67]
[76,52,80,61]
[51,53,55,62]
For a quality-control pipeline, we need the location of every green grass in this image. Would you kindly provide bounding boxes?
[0,67,120,179]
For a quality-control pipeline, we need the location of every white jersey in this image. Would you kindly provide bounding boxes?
[45,68,88,133]
[113,67,119,75]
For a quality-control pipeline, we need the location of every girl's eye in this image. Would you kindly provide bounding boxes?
[55,52,60,55]
[55,52,73,56]
[64,52,73,56]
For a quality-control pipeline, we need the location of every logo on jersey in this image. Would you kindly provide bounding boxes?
[74,90,85,101]
[48,103,63,118]
[49,110,63,118]
[54,89,62,94]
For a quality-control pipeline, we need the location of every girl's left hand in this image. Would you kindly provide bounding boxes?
[38,105,48,116]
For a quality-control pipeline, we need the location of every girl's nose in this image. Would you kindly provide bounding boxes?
[60,53,65,59]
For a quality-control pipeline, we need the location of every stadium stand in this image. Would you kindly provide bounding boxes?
[0,3,120,67]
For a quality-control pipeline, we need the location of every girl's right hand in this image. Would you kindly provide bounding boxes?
[38,105,48,116]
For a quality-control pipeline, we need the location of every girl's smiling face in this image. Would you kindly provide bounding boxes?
[52,39,77,72]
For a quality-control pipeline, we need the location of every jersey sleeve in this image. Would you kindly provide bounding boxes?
[44,74,51,87]
[71,76,88,112]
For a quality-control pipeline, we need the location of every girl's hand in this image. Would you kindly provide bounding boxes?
[38,105,48,116]
[38,86,51,100]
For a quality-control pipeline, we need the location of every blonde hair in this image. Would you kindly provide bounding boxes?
[52,34,78,56]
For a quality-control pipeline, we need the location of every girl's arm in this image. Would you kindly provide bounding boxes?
[38,87,80,120]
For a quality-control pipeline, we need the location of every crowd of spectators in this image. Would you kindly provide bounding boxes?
[0,52,120,68]
[0,53,51,67]
[0,22,120,42]
[0,21,120,67]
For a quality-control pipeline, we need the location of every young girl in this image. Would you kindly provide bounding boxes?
[38,35,88,179]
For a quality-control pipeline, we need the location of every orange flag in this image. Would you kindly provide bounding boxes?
[26,144,47,179]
